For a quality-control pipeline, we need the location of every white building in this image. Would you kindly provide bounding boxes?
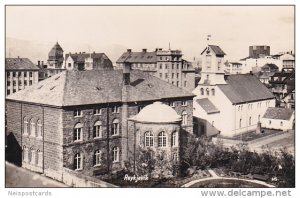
[239,56,282,74]
[193,44,276,137]
[261,107,294,131]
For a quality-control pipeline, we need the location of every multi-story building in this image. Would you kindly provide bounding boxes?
[6,65,194,181]
[269,69,295,109]
[193,44,276,137]
[5,57,39,96]
[224,61,243,74]
[46,42,65,77]
[249,45,270,58]
[272,52,295,71]
[65,52,113,71]
[116,48,195,92]
[255,63,279,84]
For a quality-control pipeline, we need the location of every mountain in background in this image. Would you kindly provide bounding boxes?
[5,37,128,65]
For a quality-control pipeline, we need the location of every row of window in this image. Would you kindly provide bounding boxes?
[74,106,120,117]
[7,71,33,78]
[7,80,33,87]
[74,147,119,170]
[144,131,178,147]
[237,101,271,111]
[159,73,187,79]
[200,88,215,96]
[22,146,43,166]
[23,117,43,137]
[239,115,260,128]
[73,119,120,141]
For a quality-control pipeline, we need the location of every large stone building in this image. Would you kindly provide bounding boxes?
[65,52,113,71]
[116,48,195,92]
[5,57,39,96]
[193,44,276,137]
[6,65,194,181]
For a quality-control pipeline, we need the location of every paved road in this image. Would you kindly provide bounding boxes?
[5,162,67,187]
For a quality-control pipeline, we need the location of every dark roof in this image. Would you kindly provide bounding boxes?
[263,107,294,120]
[196,98,220,114]
[116,51,157,63]
[201,45,226,56]
[65,52,108,62]
[6,58,39,70]
[218,74,275,104]
[262,63,279,70]
[48,42,63,57]
[240,56,251,61]
[229,62,242,65]
[7,70,194,107]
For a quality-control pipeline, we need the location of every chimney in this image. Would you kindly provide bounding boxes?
[38,60,40,66]
[123,62,131,85]
[127,49,132,53]
[142,49,147,53]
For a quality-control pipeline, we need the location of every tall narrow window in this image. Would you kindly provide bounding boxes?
[37,120,42,138]
[30,148,36,165]
[145,131,154,147]
[239,119,242,128]
[112,119,119,136]
[158,131,167,147]
[249,117,252,126]
[93,121,102,138]
[23,146,28,162]
[206,88,210,96]
[212,88,215,96]
[23,117,28,135]
[171,132,178,147]
[200,88,204,95]
[30,119,35,137]
[94,150,102,166]
[112,147,119,162]
[182,111,188,125]
[206,55,211,69]
[74,123,83,141]
[37,150,43,167]
[74,153,82,170]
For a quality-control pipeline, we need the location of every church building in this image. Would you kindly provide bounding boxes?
[193,44,276,137]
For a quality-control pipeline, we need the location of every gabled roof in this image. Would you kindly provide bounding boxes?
[218,74,275,104]
[6,70,194,107]
[196,98,220,114]
[262,63,279,70]
[6,58,39,70]
[116,51,157,63]
[201,45,226,56]
[263,107,294,120]
[65,52,109,63]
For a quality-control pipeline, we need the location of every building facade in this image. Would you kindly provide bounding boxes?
[193,44,276,137]
[116,48,195,92]
[65,52,113,71]
[261,107,294,131]
[6,67,194,181]
[5,57,39,96]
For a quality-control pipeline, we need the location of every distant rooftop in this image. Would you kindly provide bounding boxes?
[6,58,39,70]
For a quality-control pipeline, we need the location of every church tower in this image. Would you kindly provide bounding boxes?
[47,42,64,69]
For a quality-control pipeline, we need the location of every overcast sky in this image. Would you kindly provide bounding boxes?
[6,6,294,62]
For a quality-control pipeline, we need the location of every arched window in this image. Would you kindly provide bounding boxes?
[182,111,188,125]
[112,147,119,162]
[206,88,210,96]
[30,119,35,137]
[211,88,215,96]
[30,148,36,165]
[23,117,28,135]
[74,123,83,141]
[94,150,102,166]
[280,121,283,126]
[74,153,82,170]
[145,131,154,147]
[158,131,167,147]
[171,132,178,147]
[23,146,28,162]
[37,120,42,137]
[200,88,204,95]
[249,117,252,126]
[37,149,43,167]
[112,119,119,136]
[239,119,242,128]
[93,121,102,138]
